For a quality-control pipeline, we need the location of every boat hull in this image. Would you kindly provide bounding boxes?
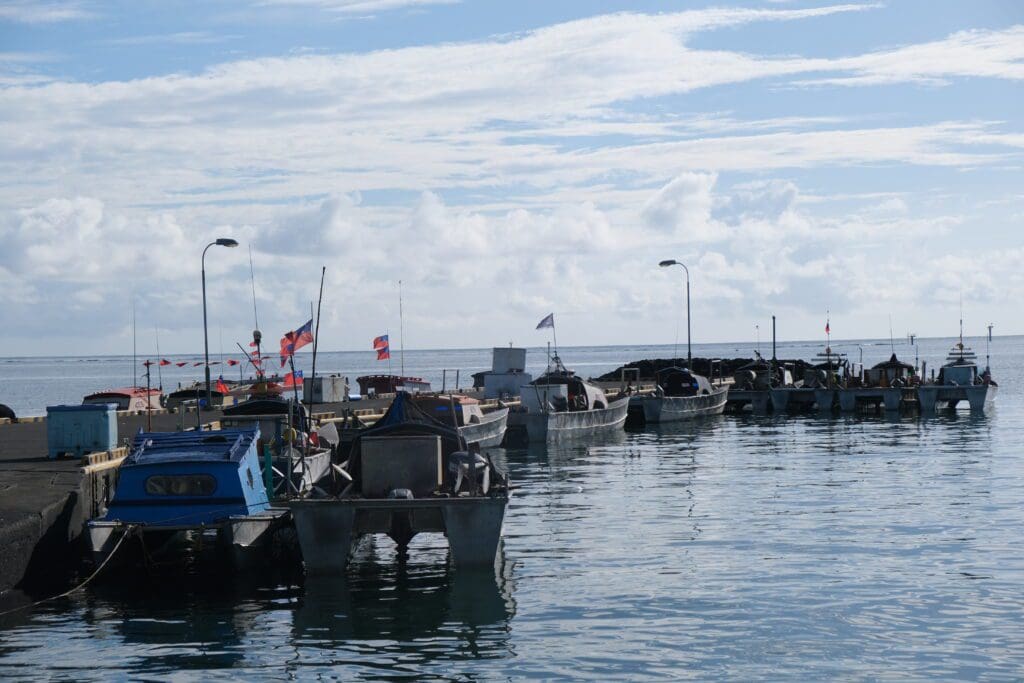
[630,386,729,423]
[290,496,509,573]
[459,407,509,448]
[524,395,630,442]
[87,506,289,568]
[918,383,997,413]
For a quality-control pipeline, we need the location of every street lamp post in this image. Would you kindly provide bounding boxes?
[202,238,239,409]
[659,259,691,368]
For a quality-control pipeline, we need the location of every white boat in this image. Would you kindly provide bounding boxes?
[630,367,728,423]
[518,357,629,442]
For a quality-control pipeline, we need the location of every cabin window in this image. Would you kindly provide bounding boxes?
[145,474,217,496]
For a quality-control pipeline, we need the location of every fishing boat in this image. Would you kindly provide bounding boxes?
[918,341,997,412]
[413,394,509,447]
[165,385,230,410]
[864,353,916,387]
[357,375,431,395]
[517,356,629,442]
[83,387,163,411]
[87,428,286,566]
[290,392,510,573]
[629,366,728,423]
[220,397,336,498]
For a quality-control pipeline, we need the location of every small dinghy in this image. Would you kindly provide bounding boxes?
[88,428,286,567]
[290,393,510,573]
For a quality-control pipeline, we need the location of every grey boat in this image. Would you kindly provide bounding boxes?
[518,357,629,442]
[290,393,510,573]
[630,367,728,423]
[918,342,997,412]
[413,394,509,448]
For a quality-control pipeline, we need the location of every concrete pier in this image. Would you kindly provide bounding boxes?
[0,413,182,592]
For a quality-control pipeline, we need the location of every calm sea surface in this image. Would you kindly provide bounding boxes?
[1,337,1023,680]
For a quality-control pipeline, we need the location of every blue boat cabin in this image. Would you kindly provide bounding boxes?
[103,429,270,528]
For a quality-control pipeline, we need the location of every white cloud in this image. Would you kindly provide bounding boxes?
[803,26,1024,87]
[641,172,721,241]
[1,5,1023,351]
[0,0,89,23]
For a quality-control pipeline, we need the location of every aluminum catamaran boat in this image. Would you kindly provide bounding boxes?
[517,356,629,442]
[629,366,728,423]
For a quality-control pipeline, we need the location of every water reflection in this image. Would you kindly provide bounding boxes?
[292,549,516,666]
[83,571,295,672]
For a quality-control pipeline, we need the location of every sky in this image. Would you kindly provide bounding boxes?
[0,0,1021,356]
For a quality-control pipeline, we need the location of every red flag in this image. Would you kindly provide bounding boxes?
[227,359,240,366]
[215,376,229,394]
[825,320,831,334]
[283,370,304,387]
[377,348,390,361]
[279,319,314,366]
[159,359,171,366]
[176,362,188,367]
[193,361,203,367]
[142,360,154,366]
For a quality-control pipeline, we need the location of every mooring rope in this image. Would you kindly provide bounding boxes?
[0,524,137,618]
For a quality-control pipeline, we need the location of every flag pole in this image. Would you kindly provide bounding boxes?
[552,316,559,361]
[387,328,393,383]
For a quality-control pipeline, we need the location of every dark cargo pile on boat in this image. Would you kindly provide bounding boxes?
[596,357,814,381]
[346,392,466,494]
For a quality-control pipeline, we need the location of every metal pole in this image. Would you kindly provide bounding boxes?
[398,280,405,377]
[678,263,691,368]
[202,242,213,410]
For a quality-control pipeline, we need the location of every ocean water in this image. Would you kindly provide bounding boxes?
[1,337,1022,680]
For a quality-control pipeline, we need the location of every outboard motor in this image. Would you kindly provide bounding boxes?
[448,450,491,495]
[735,369,756,390]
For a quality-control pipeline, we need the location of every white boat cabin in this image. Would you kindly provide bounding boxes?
[521,359,609,413]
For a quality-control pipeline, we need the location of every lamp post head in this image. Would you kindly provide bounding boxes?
[215,238,239,248]
[658,259,677,267]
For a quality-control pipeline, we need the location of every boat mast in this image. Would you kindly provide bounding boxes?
[249,245,262,380]
[958,290,964,357]
[986,323,993,373]
[131,296,137,388]
[155,325,163,390]
[398,279,405,377]
[309,268,325,436]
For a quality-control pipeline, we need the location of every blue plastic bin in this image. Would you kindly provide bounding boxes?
[46,404,118,459]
